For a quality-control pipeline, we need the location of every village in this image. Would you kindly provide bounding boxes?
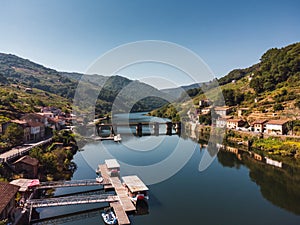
[0,100,299,224]
[0,106,82,224]
[188,99,300,136]
[0,106,79,146]
[0,159,149,225]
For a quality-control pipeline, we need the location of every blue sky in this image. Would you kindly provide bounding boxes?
[0,0,299,88]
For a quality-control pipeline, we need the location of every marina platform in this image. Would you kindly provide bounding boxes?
[22,159,148,225]
[98,162,137,225]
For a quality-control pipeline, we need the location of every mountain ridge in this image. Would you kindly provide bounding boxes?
[150,42,300,121]
[0,52,169,118]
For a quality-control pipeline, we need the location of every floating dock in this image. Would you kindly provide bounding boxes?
[21,159,148,225]
[97,160,142,225]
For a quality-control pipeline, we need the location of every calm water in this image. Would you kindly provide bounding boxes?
[35,113,300,225]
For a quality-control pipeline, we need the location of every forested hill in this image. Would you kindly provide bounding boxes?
[150,42,300,120]
[215,42,300,109]
[0,53,78,99]
[218,42,300,91]
[0,53,168,118]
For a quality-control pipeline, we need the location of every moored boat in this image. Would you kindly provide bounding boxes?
[114,134,122,142]
[96,176,103,183]
[101,208,117,225]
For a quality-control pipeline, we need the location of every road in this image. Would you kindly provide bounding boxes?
[0,138,52,163]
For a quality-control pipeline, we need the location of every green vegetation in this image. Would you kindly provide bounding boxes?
[0,220,7,225]
[0,53,168,116]
[219,88,244,106]
[0,53,77,99]
[150,42,300,123]
[250,43,300,94]
[0,85,71,118]
[1,123,23,148]
[292,120,300,136]
[252,137,300,158]
[29,130,78,181]
[148,103,185,122]
[217,64,259,86]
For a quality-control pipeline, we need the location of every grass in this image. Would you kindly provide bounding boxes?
[253,138,300,158]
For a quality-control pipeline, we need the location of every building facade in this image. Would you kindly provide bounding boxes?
[226,119,245,129]
[265,120,289,135]
[0,182,19,221]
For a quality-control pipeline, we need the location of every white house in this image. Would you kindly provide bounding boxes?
[214,106,232,117]
[265,120,289,135]
[37,112,55,119]
[201,107,211,114]
[216,118,227,128]
[252,119,268,133]
[226,119,245,129]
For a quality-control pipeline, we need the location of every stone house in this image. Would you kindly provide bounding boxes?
[12,155,39,178]
[252,119,268,133]
[226,119,245,129]
[216,117,227,128]
[21,113,48,127]
[0,182,19,221]
[20,114,46,141]
[214,106,232,117]
[10,120,31,143]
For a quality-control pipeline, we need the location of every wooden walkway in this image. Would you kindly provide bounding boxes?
[110,177,135,211]
[36,179,104,189]
[97,164,112,186]
[110,202,131,225]
[26,194,118,208]
[98,164,135,225]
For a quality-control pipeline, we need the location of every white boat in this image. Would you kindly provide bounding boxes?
[131,193,149,202]
[96,176,103,183]
[101,208,117,225]
[114,134,122,142]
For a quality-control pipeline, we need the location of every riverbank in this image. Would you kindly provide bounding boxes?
[22,112,300,225]
[185,122,300,160]
[29,129,78,181]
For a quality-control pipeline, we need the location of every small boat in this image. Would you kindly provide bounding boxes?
[96,176,103,183]
[131,193,149,202]
[114,134,122,142]
[101,208,117,225]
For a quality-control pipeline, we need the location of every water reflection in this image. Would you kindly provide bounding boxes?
[216,147,300,215]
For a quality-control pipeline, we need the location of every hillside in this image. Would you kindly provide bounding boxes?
[0,53,169,118]
[0,85,71,122]
[161,83,203,99]
[150,42,300,121]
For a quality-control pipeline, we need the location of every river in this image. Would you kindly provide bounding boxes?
[34,113,300,225]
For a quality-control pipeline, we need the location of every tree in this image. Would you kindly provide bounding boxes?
[223,89,235,106]
[3,123,23,146]
[250,77,264,94]
[295,100,300,109]
[273,103,284,111]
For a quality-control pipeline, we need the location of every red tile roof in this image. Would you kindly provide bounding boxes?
[11,120,28,125]
[13,155,39,166]
[0,182,19,214]
[21,113,44,120]
[266,120,289,125]
[252,119,268,124]
[27,121,44,127]
[227,119,244,122]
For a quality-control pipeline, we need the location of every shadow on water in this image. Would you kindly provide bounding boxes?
[135,199,149,215]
